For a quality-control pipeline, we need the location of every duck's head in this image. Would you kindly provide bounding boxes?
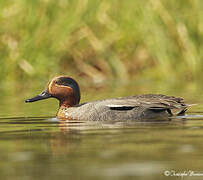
[25,76,80,107]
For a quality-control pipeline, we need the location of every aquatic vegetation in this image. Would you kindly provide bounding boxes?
[0,0,202,90]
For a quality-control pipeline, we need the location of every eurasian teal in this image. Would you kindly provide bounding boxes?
[25,76,189,120]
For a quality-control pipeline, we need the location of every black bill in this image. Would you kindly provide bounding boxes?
[25,90,52,103]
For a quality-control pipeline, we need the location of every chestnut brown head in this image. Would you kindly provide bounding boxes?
[25,76,80,107]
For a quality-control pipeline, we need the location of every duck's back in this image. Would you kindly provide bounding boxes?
[63,94,188,121]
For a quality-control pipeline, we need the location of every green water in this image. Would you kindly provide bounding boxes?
[1,85,203,180]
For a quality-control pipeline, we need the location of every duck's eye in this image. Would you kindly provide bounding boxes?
[55,80,63,86]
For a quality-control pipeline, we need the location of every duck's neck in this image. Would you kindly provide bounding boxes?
[57,96,78,118]
[59,97,78,108]
[57,98,78,119]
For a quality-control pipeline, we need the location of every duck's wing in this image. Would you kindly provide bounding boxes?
[105,94,190,115]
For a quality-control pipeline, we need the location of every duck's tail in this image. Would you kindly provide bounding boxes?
[171,103,196,116]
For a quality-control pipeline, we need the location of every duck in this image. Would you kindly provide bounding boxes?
[25,76,189,121]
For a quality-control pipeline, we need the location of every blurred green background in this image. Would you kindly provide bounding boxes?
[0,0,202,92]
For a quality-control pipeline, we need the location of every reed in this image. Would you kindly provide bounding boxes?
[0,0,202,90]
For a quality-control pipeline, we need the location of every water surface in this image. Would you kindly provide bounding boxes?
[0,86,203,180]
